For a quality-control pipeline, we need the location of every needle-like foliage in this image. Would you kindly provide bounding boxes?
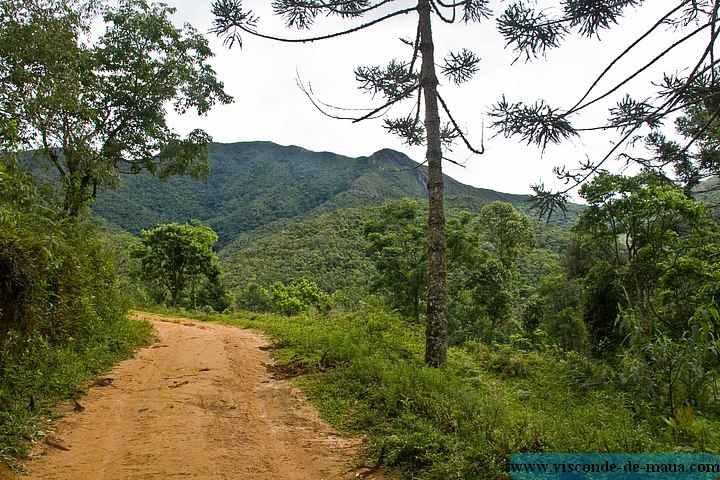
[492,0,720,218]
[497,3,568,63]
[441,48,480,85]
[210,0,259,48]
[490,97,578,150]
[564,0,643,38]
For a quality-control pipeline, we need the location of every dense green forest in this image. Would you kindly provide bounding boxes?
[2,0,720,478]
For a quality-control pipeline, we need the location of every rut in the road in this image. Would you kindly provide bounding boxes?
[13,313,379,480]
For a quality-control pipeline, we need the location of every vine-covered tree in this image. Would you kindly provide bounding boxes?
[0,0,232,217]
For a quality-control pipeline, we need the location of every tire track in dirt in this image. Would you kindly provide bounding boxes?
[12,313,380,479]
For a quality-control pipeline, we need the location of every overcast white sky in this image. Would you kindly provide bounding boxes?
[161,1,706,198]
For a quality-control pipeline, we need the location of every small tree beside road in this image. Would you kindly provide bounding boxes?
[132,221,223,308]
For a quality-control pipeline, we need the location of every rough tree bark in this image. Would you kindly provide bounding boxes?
[418,0,448,367]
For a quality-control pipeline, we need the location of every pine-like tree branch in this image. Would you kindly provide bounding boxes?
[211,2,416,46]
[431,1,457,24]
[437,92,483,154]
[320,0,395,17]
[569,22,710,115]
[296,74,420,122]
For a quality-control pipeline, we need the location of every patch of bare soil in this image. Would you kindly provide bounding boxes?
[10,313,383,479]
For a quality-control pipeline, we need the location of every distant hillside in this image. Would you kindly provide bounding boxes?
[85,140,586,297]
[217,200,574,298]
[219,206,375,294]
[91,141,540,247]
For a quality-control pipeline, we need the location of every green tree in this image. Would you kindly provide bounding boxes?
[476,201,536,270]
[450,251,516,343]
[0,0,232,217]
[574,171,718,336]
[533,269,589,353]
[365,201,523,343]
[445,204,534,343]
[616,305,720,418]
[364,199,428,323]
[268,278,332,316]
[561,235,624,355]
[0,119,17,151]
[132,221,222,308]
[581,260,624,355]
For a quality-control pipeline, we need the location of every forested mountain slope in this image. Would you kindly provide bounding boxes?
[218,206,375,294]
[91,141,541,247]
[90,141,580,296]
[218,201,574,299]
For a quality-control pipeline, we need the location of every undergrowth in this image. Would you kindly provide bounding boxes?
[0,179,156,468]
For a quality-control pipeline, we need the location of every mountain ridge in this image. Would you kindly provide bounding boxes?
[91,141,538,247]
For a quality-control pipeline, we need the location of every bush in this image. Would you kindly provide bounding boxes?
[237,278,332,316]
[236,282,271,312]
[0,234,48,336]
[0,218,152,464]
[615,306,720,423]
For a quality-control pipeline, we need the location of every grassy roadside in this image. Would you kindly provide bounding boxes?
[159,305,719,480]
[0,314,153,470]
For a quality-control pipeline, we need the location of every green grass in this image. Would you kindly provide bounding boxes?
[0,313,153,468]
[172,303,720,480]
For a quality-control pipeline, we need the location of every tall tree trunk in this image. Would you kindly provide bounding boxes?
[418,0,448,367]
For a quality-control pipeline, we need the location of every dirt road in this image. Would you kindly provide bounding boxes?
[13,313,376,479]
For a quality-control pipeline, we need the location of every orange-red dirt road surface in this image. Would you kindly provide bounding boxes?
[10,313,380,480]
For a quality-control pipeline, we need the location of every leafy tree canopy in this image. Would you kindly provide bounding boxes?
[574,171,719,335]
[364,198,428,323]
[476,201,536,269]
[132,221,222,308]
[0,0,232,217]
[268,278,332,316]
